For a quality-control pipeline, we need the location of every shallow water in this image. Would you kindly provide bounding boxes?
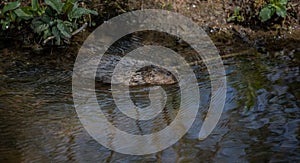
[0,32,299,162]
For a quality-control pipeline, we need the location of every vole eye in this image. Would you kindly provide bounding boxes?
[166,72,171,76]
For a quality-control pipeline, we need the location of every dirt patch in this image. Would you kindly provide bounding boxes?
[128,0,300,48]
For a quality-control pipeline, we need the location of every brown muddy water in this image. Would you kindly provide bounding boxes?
[0,30,299,162]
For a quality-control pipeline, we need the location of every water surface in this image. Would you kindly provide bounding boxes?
[0,33,299,162]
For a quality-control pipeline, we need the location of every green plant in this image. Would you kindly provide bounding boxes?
[16,0,46,18]
[227,6,245,23]
[0,1,21,30]
[31,0,98,45]
[0,0,46,30]
[259,0,288,22]
[0,0,98,45]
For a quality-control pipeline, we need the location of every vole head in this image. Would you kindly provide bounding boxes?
[143,66,177,85]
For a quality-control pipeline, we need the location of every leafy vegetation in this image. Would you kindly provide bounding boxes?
[227,7,245,23]
[0,0,98,45]
[0,1,22,30]
[259,0,288,22]
[226,0,295,29]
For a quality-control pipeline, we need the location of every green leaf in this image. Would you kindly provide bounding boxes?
[37,5,46,16]
[31,0,39,11]
[55,37,61,45]
[72,21,78,28]
[234,6,240,16]
[49,20,55,26]
[43,28,51,39]
[32,20,49,33]
[14,8,33,20]
[21,6,34,13]
[68,4,98,19]
[2,23,8,30]
[279,0,288,5]
[57,20,72,38]
[51,26,61,45]
[63,21,72,26]
[10,12,17,22]
[237,16,244,22]
[276,8,286,17]
[259,7,272,22]
[273,4,287,17]
[32,19,43,27]
[35,23,49,33]
[227,16,236,22]
[41,14,51,23]
[45,7,55,17]
[1,19,10,30]
[52,26,60,39]
[2,1,21,14]
[270,0,277,4]
[45,0,63,14]
[62,0,75,13]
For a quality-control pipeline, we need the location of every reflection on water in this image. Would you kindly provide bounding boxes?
[0,32,299,162]
[95,85,181,135]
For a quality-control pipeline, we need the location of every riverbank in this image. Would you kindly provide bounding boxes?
[0,0,299,61]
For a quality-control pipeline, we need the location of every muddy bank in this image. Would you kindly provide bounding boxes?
[0,0,299,52]
[0,0,299,68]
[128,0,299,49]
[129,0,299,28]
